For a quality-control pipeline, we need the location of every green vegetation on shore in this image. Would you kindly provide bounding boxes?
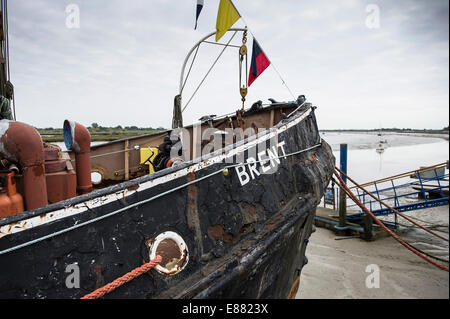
[37,125,449,143]
[321,127,449,134]
[37,123,167,143]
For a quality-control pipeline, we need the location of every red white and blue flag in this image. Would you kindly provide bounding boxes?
[195,0,204,29]
[248,39,271,86]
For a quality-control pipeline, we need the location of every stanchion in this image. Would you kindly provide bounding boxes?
[336,143,348,234]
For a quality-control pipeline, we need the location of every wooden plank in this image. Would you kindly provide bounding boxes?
[124,140,129,181]
[192,124,200,160]
[269,109,275,127]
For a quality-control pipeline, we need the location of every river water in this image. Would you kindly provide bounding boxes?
[321,132,449,185]
[56,132,449,185]
[321,131,449,262]
[298,132,449,299]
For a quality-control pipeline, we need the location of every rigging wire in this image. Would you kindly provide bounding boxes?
[182,31,238,113]
[373,217,449,263]
[237,14,296,100]
[333,170,449,272]
[181,5,298,115]
[7,2,16,121]
[202,41,241,48]
[5,0,9,81]
[0,1,5,81]
[181,44,201,94]
[334,172,449,271]
[0,134,322,256]
[1,0,15,120]
[335,166,448,242]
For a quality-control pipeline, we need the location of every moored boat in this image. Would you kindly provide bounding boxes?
[0,2,335,299]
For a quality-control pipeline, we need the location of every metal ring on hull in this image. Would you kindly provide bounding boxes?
[148,231,189,275]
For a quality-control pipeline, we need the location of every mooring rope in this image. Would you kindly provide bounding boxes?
[333,170,449,272]
[81,255,162,299]
[349,162,448,189]
[405,242,449,264]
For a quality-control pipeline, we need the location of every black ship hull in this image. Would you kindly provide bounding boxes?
[0,105,335,299]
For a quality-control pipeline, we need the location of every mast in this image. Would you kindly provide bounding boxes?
[0,0,9,97]
[172,27,248,129]
[0,0,14,120]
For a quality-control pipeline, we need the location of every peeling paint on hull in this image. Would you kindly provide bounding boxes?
[0,105,335,299]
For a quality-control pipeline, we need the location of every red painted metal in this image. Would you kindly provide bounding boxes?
[0,190,12,218]
[45,160,67,173]
[64,120,92,195]
[43,144,77,204]
[0,171,24,216]
[46,171,77,204]
[0,121,48,210]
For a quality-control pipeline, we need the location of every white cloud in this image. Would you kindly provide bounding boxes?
[6,0,449,130]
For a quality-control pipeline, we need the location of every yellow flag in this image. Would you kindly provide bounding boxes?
[215,0,240,42]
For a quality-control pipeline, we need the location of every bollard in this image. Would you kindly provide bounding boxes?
[338,143,348,228]
[362,213,373,240]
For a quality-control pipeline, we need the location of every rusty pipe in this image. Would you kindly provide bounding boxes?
[63,120,92,195]
[0,120,48,210]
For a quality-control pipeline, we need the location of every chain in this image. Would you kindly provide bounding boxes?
[239,30,248,110]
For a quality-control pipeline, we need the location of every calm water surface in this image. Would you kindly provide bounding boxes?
[322,132,449,184]
[56,132,449,185]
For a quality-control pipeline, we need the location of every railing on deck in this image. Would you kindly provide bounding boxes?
[344,162,449,226]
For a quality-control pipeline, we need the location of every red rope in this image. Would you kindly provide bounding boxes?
[81,255,162,299]
[333,170,449,272]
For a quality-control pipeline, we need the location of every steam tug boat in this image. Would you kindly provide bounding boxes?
[0,5,335,299]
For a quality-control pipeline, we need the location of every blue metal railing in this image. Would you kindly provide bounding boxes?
[345,170,449,223]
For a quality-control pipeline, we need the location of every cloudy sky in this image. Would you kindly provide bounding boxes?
[7,0,449,130]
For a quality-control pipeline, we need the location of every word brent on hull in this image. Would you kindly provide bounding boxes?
[235,140,287,186]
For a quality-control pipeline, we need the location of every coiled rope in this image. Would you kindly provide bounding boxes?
[81,255,162,299]
[333,169,449,272]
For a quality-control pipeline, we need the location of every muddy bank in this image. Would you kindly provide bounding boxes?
[296,205,449,299]
[321,131,449,151]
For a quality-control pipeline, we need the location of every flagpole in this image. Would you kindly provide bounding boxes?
[231,1,296,100]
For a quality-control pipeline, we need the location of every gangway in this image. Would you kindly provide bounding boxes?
[345,162,449,224]
[333,168,448,272]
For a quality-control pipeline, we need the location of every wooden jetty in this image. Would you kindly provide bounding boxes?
[314,207,388,240]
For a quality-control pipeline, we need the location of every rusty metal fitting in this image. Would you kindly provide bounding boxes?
[148,231,189,275]
[166,157,184,168]
[0,120,48,210]
[63,120,92,194]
